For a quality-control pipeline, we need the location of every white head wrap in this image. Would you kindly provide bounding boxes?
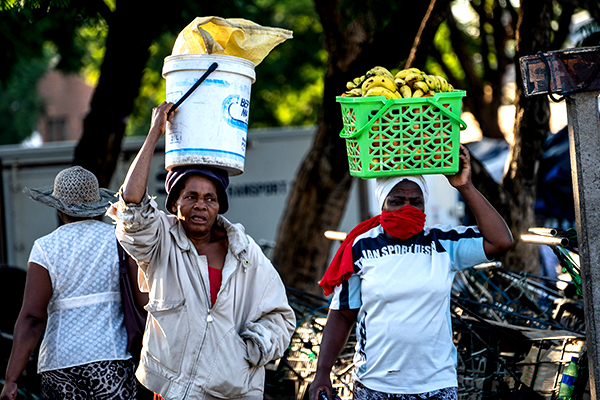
[375,175,429,211]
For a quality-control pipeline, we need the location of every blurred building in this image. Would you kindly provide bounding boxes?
[36,70,93,142]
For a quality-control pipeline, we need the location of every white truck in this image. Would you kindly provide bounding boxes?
[0,125,462,270]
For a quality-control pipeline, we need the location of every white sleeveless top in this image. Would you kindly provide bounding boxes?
[28,220,129,372]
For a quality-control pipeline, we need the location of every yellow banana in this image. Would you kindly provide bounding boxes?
[395,78,406,87]
[366,66,395,81]
[353,76,366,86]
[428,90,436,96]
[412,89,424,98]
[346,81,356,90]
[436,75,449,92]
[404,73,424,85]
[422,75,433,90]
[344,88,363,97]
[433,75,444,91]
[395,69,412,79]
[364,86,400,99]
[447,84,454,92]
[425,75,440,92]
[408,67,423,74]
[362,75,398,94]
[399,85,412,98]
[412,81,429,93]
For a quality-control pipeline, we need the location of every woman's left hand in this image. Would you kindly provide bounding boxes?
[445,144,472,189]
[0,381,18,400]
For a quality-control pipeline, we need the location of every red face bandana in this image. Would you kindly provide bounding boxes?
[380,205,426,239]
[318,205,426,296]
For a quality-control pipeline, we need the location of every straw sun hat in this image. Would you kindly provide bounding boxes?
[23,166,116,218]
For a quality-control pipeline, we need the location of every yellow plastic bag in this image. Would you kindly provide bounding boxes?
[172,16,293,66]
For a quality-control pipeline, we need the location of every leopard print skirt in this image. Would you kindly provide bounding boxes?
[353,381,458,400]
[41,359,137,400]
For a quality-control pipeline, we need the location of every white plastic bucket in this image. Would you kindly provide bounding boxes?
[162,54,256,175]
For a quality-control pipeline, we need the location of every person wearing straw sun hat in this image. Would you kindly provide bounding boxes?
[107,101,295,400]
[309,145,513,400]
[22,166,118,218]
[0,166,138,400]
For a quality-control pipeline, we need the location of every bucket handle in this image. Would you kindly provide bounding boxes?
[339,95,468,139]
[168,62,218,116]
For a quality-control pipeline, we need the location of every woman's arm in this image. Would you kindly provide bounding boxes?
[121,101,175,204]
[0,263,52,400]
[308,308,358,400]
[446,144,513,258]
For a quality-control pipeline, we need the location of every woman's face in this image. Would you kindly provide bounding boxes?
[172,175,220,237]
[382,180,425,212]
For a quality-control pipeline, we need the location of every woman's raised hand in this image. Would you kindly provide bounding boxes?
[445,144,472,189]
[149,101,176,137]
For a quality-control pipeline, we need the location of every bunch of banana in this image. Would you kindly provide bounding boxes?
[342,66,398,98]
[344,75,366,97]
[394,67,454,98]
[361,74,400,99]
[341,66,455,99]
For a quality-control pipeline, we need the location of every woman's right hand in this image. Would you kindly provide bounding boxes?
[308,372,332,400]
[149,101,176,137]
[0,381,18,400]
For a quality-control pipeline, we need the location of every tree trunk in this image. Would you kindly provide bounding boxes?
[271,0,439,294]
[72,0,215,188]
[502,0,553,273]
[73,2,165,187]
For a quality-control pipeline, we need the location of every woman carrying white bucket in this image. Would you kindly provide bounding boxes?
[108,101,296,400]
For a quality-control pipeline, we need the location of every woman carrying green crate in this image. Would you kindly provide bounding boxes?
[309,144,513,400]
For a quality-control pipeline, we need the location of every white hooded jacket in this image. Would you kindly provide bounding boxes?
[109,194,296,400]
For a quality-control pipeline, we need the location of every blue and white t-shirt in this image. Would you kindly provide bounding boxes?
[28,220,130,372]
[330,224,490,394]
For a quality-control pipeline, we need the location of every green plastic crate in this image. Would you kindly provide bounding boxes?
[337,90,467,179]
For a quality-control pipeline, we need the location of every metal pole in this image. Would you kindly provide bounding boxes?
[565,90,600,397]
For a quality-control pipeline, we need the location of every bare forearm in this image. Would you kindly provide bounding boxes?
[121,131,160,204]
[309,309,357,400]
[4,316,46,384]
[122,101,174,204]
[315,310,356,374]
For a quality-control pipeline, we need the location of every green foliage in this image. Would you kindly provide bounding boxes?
[248,0,326,129]
[0,0,70,9]
[0,1,106,143]
[1,1,105,78]
[0,51,50,144]
[0,7,48,82]
[430,22,468,81]
[74,18,108,86]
